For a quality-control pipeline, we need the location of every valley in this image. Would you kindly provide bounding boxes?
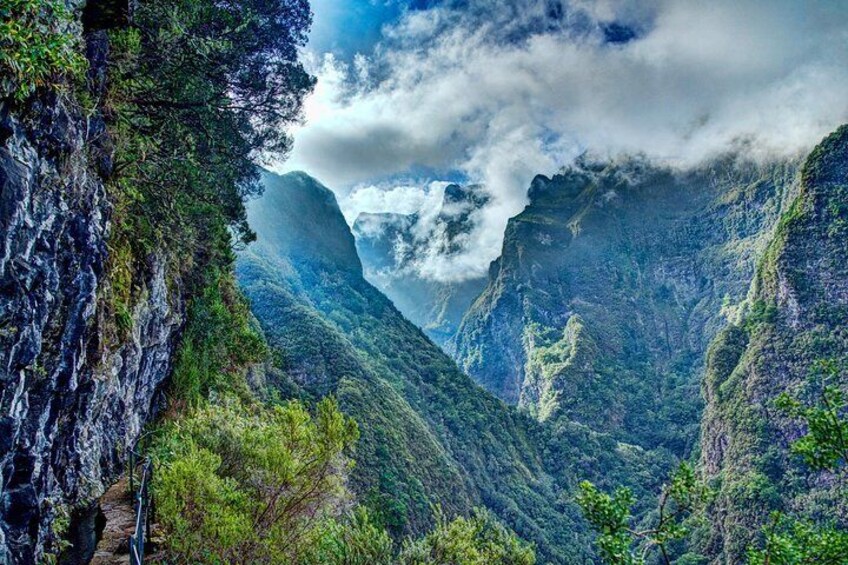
[1,1,847,564]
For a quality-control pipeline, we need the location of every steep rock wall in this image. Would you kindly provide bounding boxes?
[699,126,848,562]
[451,156,800,453]
[0,37,183,564]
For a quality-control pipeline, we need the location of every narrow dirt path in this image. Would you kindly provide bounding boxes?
[89,477,134,565]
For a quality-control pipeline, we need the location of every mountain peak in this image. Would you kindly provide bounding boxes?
[802,124,848,186]
[248,170,362,275]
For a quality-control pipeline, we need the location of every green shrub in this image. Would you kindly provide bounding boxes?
[170,271,266,406]
[398,508,536,565]
[747,513,848,565]
[304,507,395,565]
[152,396,359,564]
[0,0,86,101]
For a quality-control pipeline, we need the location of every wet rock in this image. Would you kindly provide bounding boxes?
[0,69,183,565]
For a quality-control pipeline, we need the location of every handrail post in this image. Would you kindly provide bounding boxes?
[144,467,151,553]
[129,448,135,494]
[127,454,153,564]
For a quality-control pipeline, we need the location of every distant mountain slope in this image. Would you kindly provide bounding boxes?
[353,184,488,346]
[236,170,664,563]
[451,155,801,454]
[699,126,848,561]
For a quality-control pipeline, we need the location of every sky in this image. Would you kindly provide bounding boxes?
[278,0,848,283]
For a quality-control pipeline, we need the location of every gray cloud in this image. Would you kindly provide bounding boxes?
[280,0,848,282]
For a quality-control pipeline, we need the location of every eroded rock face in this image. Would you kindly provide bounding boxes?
[699,126,848,562]
[451,155,800,454]
[0,73,182,565]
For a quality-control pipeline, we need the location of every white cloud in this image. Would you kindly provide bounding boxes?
[340,180,449,224]
[279,0,848,282]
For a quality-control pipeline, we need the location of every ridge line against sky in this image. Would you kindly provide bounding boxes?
[275,0,848,283]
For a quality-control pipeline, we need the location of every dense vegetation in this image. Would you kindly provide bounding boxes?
[148,269,536,564]
[579,359,848,565]
[94,0,315,346]
[576,463,711,565]
[576,129,848,564]
[152,396,359,563]
[5,0,848,563]
[0,0,86,100]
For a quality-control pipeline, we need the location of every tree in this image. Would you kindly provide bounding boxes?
[102,0,315,294]
[746,513,848,565]
[576,463,711,565]
[747,360,848,565]
[304,507,395,565]
[774,359,848,472]
[398,507,536,565]
[153,396,360,564]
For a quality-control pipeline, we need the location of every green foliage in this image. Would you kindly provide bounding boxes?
[0,0,86,101]
[170,271,266,406]
[741,360,848,564]
[775,360,848,472]
[97,0,314,338]
[398,508,536,565]
[304,507,395,565]
[747,513,848,565]
[41,503,72,564]
[744,300,778,332]
[577,463,711,565]
[104,0,314,253]
[152,396,359,564]
[151,378,535,564]
[576,482,637,565]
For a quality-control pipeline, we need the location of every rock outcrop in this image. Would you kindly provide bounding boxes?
[0,35,183,564]
[699,126,848,562]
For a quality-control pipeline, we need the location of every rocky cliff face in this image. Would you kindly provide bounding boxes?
[0,36,183,564]
[353,183,488,347]
[451,155,800,453]
[699,126,848,561]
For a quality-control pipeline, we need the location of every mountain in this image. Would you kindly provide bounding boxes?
[699,126,848,561]
[236,170,664,563]
[353,183,489,346]
[451,154,801,455]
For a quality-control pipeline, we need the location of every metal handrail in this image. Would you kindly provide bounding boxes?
[128,449,154,565]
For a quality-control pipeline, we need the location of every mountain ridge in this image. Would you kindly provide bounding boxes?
[353,182,490,347]
[451,153,801,456]
[698,125,848,561]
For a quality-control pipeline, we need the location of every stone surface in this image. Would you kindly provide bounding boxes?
[90,477,134,565]
[0,48,183,565]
